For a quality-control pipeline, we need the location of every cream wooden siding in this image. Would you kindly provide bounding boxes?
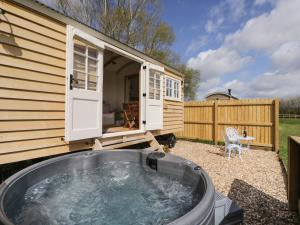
[0,1,91,164]
[154,70,184,136]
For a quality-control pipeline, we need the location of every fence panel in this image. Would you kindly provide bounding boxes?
[279,114,300,119]
[177,99,279,151]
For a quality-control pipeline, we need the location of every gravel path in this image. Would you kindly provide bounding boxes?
[171,140,298,225]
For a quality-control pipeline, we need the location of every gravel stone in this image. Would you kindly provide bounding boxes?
[171,140,298,225]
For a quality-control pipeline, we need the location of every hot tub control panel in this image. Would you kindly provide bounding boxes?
[146,152,165,170]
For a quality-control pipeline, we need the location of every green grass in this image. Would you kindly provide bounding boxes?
[279,118,300,170]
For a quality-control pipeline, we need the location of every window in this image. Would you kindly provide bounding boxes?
[165,76,181,101]
[73,37,99,91]
[149,69,162,100]
[174,81,179,98]
[166,78,172,97]
[125,75,139,102]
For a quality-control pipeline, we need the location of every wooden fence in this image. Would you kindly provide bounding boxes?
[288,136,300,212]
[279,114,300,119]
[177,99,279,151]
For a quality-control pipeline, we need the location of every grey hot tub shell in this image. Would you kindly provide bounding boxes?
[0,149,216,225]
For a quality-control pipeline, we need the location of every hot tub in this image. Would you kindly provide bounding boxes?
[0,149,215,225]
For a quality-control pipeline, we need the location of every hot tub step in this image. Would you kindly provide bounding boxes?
[215,192,243,225]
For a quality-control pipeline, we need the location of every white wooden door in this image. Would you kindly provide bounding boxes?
[145,63,164,130]
[66,26,104,141]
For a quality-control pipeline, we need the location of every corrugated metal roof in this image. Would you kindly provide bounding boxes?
[205,92,239,99]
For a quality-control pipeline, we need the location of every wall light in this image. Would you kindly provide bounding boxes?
[0,8,6,15]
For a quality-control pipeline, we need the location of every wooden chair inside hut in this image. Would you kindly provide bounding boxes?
[123,102,139,129]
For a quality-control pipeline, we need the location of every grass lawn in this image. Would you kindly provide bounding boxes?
[279,118,300,170]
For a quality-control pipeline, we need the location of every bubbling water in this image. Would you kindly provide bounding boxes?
[13,161,200,225]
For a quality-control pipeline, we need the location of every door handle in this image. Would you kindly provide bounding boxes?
[70,74,74,90]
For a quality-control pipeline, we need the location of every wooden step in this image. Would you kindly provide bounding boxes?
[93,131,163,151]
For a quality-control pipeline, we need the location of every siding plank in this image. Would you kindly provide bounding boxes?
[164,117,183,122]
[0,129,65,143]
[0,22,65,50]
[0,120,64,132]
[2,1,66,34]
[0,12,65,42]
[0,43,65,68]
[0,89,65,102]
[0,77,65,94]
[0,54,65,76]
[163,124,183,130]
[0,144,91,165]
[0,65,65,85]
[0,32,65,59]
[0,137,66,154]
[0,111,65,121]
[0,99,64,111]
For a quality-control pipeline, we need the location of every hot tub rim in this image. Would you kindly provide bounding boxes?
[0,149,215,225]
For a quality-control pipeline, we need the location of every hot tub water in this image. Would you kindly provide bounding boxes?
[12,161,200,225]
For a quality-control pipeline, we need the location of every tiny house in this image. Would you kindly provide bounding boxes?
[0,0,184,164]
[205,89,238,101]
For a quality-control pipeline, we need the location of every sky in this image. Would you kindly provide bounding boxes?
[161,0,300,100]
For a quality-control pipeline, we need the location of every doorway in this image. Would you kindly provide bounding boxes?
[102,49,141,134]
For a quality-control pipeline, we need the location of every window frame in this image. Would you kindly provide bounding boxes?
[73,39,100,91]
[164,76,181,101]
[149,69,163,100]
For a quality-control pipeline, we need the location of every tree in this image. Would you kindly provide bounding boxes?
[54,0,96,25]
[176,64,201,101]
[51,0,200,100]
[280,96,300,115]
[53,0,174,63]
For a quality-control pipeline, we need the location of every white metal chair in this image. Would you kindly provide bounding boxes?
[225,127,239,144]
[224,127,242,159]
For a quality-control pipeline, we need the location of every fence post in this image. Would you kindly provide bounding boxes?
[288,136,300,211]
[274,99,279,152]
[214,101,218,145]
